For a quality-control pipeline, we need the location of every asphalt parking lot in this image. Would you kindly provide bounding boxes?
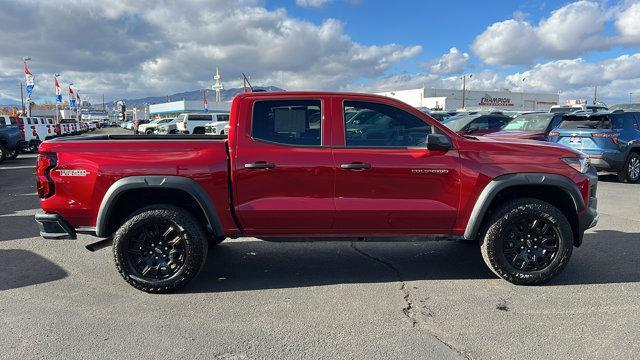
[1,128,639,359]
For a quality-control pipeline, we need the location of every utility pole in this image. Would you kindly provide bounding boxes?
[102,93,105,110]
[20,82,25,115]
[461,74,472,109]
[630,92,633,104]
[593,86,597,105]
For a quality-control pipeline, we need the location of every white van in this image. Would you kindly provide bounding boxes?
[175,113,230,135]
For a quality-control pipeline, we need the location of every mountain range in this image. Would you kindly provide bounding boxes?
[115,86,285,106]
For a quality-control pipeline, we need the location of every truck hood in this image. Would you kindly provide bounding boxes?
[463,134,582,157]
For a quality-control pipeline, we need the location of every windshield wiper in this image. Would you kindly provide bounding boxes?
[460,134,478,140]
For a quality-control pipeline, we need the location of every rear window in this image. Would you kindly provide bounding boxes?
[558,115,612,129]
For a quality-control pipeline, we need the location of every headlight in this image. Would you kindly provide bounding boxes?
[562,157,590,173]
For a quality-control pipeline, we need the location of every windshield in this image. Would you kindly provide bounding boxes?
[442,115,476,131]
[502,114,554,132]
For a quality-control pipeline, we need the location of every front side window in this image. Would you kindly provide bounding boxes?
[252,100,321,146]
[344,101,430,147]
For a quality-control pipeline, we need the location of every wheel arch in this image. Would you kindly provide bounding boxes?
[464,173,585,246]
[95,176,224,238]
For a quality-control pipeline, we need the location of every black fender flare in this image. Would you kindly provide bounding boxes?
[463,173,585,240]
[95,175,224,238]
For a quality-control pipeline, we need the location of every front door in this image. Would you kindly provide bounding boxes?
[232,98,335,235]
[332,99,460,234]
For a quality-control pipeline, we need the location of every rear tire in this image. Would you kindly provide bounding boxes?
[618,152,640,183]
[113,205,208,293]
[480,198,573,285]
[145,129,154,135]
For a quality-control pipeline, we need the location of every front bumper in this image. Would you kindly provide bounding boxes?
[34,212,77,240]
[576,166,599,245]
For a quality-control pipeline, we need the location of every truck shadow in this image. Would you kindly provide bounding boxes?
[186,229,640,293]
[0,249,68,291]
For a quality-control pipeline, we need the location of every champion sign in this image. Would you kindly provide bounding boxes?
[478,94,514,107]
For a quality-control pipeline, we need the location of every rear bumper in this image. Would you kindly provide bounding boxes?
[586,151,625,172]
[34,212,77,240]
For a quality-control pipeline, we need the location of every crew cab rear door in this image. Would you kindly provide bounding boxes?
[231,96,335,234]
[330,97,460,234]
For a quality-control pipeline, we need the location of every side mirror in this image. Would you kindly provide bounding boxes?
[427,133,452,151]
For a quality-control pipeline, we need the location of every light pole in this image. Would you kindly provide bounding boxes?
[461,74,472,109]
[23,56,31,116]
[630,92,633,104]
[19,82,25,115]
[54,73,60,123]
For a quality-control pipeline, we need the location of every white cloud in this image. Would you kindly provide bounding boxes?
[0,0,421,102]
[616,2,640,43]
[472,1,635,66]
[429,47,469,75]
[296,0,332,7]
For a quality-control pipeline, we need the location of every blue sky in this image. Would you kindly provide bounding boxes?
[1,0,640,105]
[270,0,635,76]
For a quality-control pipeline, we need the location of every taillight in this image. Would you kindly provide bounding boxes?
[55,124,61,135]
[592,132,619,144]
[31,125,37,137]
[36,154,57,198]
[548,132,560,137]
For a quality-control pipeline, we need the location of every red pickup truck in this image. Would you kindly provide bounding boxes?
[35,92,598,293]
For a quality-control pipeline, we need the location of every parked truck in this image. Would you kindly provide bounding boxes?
[35,92,599,293]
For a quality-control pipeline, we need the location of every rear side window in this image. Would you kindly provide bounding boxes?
[252,99,321,146]
[612,114,625,130]
[216,114,230,122]
[188,115,213,121]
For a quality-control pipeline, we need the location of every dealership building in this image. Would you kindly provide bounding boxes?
[376,87,559,111]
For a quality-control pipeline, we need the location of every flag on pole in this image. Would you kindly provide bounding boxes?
[54,77,62,103]
[203,98,208,113]
[76,92,81,109]
[24,63,34,95]
[69,86,75,107]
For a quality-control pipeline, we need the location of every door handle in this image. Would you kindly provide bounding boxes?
[340,162,372,170]
[244,161,276,169]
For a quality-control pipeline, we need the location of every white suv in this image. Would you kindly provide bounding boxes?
[175,113,230,135]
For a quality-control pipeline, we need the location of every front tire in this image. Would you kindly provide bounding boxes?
[113,205,208,293]
[618,152,640,183]
[480,198,573,285]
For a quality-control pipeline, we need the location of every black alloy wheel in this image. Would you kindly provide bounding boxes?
[125,221,187,281]
[113,205,208,293]
[501,217,559,272]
